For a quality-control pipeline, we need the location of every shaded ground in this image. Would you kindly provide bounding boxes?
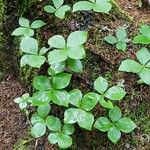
[0,0,150,149]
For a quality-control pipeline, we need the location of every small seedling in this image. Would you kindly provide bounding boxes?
[73,0,112,14]
[44,0,71,19]
[119,48,150,85]
[94,106,136,143]
[104,26,129,51]
[133,24,150,44]
[12,17,46,37]
[94,77,126,109]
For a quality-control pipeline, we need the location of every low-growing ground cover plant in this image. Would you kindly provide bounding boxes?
[73,0,112,14]
[12,17,46,37]
[119,48,150,85]
[104,26,129,51]
[133,24,150,44]
[44,0,71,19]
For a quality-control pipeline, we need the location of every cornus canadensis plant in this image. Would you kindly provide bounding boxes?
[94,77,126,109]
[12,17,46,37]
[94,106,136,143]
[73,0,112,14]
[133,24,150,44]
[104,26,129,51]
[44,0,71,19]
[119,48,150,85]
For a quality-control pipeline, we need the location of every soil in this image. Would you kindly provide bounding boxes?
[0,0,150,150]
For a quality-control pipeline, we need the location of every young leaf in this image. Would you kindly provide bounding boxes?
[109,106,122,122]
[45,116,61,132]
[119,59,143,73]
[52,73,72,89]
[20,37,38,55]
[104,86,126,101]
[115,117,136,133]
[48,35,66,49]
[116,42,126,51]
[62,124,74,135]
[37,104,51,119]
[139,68,150,85]
[53,0,64,9]
[33,76,51,91]
[31,20,46,29]
[12,27,27,36]
[39,47,50,55]
[19,102,27,110]
[81,92,99,111]
[31,122,46,138]
[48,50,67,64]
[69,89,82,107]
[44,5,56,13]
[108,126,121,143]
[94,117,113,132]
[19,17,30,27]
[104,35,118,44]
[116,27,127,41]
[94,77,108,94]
[99,96,113,109]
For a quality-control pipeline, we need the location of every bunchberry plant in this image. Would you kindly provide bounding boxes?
[44,0,71,19]
[64,89,99,130]
[12,17,46,37]
[133,24,150,44]
[94,77,126,109]
[94,106,136,143]
[20,37,47,68]
[48,31,87,66]
[119,48,150,85]
[104,26,129,51]
[73,0,112,14]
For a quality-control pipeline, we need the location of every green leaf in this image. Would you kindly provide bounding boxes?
[45,116,61,132]
[139,68,150,85]
[12,27,27,36]
[140,24,150,38]
[21,55,46,68]
[51,90,69,107]
[136,48,150,65]
[67,58,83,73]
[31,114,44,125]
[48,50,67,64]
[69,89,82,107]
[99,96,113,109]
[33,76,51,91]
[62,124,74,135]
[32,91,51,106]
[44,5,56,13]
[119,59,143,73]
[93,0,112,13]
[39,47,50,55]
[108,126,121,143]
[55,5,71,19]
[133,34,150,44]
[104,35,118,44]
[64,108,79,124]
[104,86,126,101]
[48,35,66,49]
[48,62,65,75]
[116,42,127,51]
[77,110,94,130]
[67,46,86,60]
[37,104,51,119]
[146,61,150,68]
[94,77,108,94]
[115,117,136,133]
[31,20,46,29]
[109,106,122,122]
[52,0,64,9]
[73,1,94,12]
[94,117,113,132]
[48,132,59,144]
[20,37,38,54]
[19,17,29,27]
[52,73,72,89]
[116,27,127,41]
[81,92,99,111]
[67,31,88,47]
[31,122,46,138]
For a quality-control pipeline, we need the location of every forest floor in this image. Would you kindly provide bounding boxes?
[0,0,150,150]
